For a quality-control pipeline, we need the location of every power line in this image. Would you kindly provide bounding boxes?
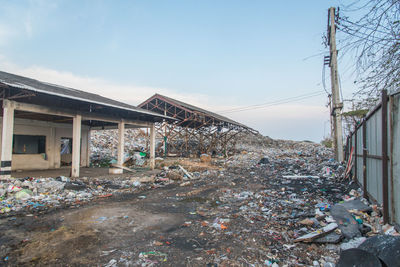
[217,91,324,113]
[218,91,325,114]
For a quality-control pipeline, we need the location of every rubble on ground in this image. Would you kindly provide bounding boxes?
[90,129,153,167]
[1,132,399,266]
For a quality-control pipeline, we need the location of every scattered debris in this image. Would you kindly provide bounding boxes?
[258,157,270,165]
[0,133,398,266]
[340,237,367,250]
[295,223,338,243]
[200,154,212,163]
[110,164,136,173]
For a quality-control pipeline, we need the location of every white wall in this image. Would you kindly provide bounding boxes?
[0,118,89,171]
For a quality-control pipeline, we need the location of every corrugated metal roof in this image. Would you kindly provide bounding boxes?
[140,93,254,130]
[0,71,172,120]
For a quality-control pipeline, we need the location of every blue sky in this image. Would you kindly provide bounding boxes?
[0,0,357,142]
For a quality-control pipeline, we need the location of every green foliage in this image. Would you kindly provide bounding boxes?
[342,109,369,117]
[321,138,333,148]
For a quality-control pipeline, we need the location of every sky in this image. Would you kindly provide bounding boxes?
[0,0,358,142]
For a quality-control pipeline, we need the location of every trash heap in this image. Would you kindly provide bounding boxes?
[152,139,398,266]
[1,134,399,266]
[90,129,151,166]
[0,161,201,216]
[0,175,157,215]
[97,138,399,266]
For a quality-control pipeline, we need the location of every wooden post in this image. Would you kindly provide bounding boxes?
[117,121,125,167]
[71,114,81,178]
[150,123,155,170]
[0,100,15,179]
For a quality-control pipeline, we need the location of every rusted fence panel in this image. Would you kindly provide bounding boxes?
[365,107,383,204]
[355,126,363,186]
[346,90,397,224]
[391,93,400,224]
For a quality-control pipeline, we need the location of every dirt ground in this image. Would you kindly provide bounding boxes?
[0,156,347,266]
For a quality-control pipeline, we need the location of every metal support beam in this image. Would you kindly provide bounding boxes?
[354,127,358,183]
[71,115,82,178]
[362,117,368,199]
[6,99,151,127]
[381,90,389,223]
[389,94,396,223]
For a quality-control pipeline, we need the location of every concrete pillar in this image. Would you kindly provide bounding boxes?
[150,123,155,170]
[49,127,56,168]
[117,121,125,166]
[0,101,14,179]
[71,115,81,178]
[86,129,91,167]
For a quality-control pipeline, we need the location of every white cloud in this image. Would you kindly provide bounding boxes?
[0,59,329,142]
[0,1,60,46]
[0,24,15,45]
[24,14,33,38]
[0,58,210,107]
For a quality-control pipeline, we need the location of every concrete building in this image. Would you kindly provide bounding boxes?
[0,71,173,179]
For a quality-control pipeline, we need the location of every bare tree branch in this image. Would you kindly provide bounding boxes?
[337,0,400,100]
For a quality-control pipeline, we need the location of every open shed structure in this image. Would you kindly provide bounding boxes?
[0,71,173,179]
[139,94,257,157]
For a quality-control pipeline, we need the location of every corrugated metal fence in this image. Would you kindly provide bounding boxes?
[345,90,400,225]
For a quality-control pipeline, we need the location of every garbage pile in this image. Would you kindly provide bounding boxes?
[90,127,274,160]
[153,140,398,266]
[90,129,152,166]
[96,138,399,266]
[0,162,203,216]
[0,175,157,215]
[1,134,399,266]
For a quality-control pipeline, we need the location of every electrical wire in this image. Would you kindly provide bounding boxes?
[217,91,324,113]
[218,91,325,114]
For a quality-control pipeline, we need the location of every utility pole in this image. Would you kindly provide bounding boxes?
[328,7,344,162]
